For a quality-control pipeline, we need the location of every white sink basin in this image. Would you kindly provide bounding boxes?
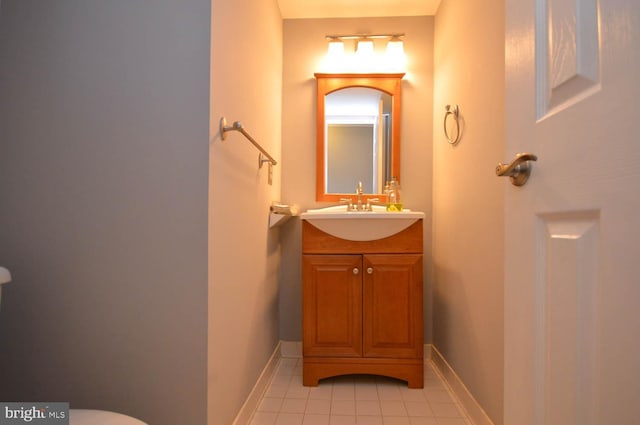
[300,205,425,241]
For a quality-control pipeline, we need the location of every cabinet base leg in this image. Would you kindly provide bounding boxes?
[303,373,320,387]
[303,357,424,388]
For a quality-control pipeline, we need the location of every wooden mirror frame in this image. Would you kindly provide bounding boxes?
[315,73,405,202]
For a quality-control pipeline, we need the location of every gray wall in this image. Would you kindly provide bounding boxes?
[280,16,434,343]
[0,1,209,424]
[327,124,374,193]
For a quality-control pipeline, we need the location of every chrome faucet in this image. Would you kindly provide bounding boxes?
[340,182,380,211]
[355,181,364,211]
[340,182,365,211]
[355,182,381,211]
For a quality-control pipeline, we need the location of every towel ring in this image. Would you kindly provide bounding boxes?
[444,104,461,145]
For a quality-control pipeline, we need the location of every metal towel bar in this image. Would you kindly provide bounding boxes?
[219,116,277,184]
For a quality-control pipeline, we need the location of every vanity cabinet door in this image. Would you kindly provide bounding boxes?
[362,254,423,359]
[302,255,363,357]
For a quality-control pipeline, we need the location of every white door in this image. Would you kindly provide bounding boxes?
[504,0,640,424]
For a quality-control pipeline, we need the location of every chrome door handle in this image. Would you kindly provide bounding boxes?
[496,153,538,186]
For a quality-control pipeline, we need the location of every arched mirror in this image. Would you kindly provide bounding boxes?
[315,73,404,202]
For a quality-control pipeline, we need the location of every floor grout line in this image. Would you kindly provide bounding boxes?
[249,358,474,425]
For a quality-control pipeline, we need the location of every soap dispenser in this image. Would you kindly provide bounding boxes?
[386,177,403,211]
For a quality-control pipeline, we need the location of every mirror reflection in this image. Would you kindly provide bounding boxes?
[315,73,404,202]
[325,87,392,194]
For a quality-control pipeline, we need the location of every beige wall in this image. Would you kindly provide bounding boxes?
[0,1,210,424]
[432,1,505,423]
[280,17,434,342]
[208,0,283,424]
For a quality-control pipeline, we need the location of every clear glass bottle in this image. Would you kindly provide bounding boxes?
[386,177,403,211]
[383,182,390,205]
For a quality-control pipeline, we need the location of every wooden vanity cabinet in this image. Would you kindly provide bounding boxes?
[302,220,424,388]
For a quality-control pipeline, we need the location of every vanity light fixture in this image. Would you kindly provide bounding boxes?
[325,33,405,51]
[323,33,406,73]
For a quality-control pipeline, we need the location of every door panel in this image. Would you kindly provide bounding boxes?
[535,211,600,425]
[302,255,362,357]
[536,0,601,118]
[362,254,423,358]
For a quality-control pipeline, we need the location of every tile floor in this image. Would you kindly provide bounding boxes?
[249,358,473,425]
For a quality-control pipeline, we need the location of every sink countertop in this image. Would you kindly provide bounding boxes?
[300,205,425,241]
[301,205,424,219]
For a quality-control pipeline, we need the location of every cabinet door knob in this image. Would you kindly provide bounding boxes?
[367,267,373,274]
[353,268,359,275]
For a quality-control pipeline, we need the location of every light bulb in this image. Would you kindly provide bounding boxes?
[322,39,348,72]
[354,39,375,71]
[327,39,344,58]
[356,39,374,57]
[385,38,406,71]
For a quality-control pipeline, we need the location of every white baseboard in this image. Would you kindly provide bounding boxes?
[232,342,282,425]
[430,345,494,425]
